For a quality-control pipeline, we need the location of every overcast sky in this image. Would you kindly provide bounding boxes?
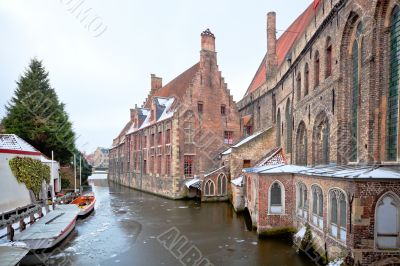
[0,0,311,154]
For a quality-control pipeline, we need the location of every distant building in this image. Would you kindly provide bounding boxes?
[109,29,240,199]
[86,147,109,169]
[0,134,60,212]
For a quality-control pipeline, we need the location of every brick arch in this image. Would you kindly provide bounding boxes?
[295,120,308,166]
[312,110,330,165]
[374,1,400,163]
[337,11,362,165]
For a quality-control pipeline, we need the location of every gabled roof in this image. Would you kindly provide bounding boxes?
[153,63,200,99]
[246,2,316,95]
[256,147,287,166]
[0,134,42,156]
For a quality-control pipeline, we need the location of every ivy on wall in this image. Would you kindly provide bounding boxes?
[9,157,50,199]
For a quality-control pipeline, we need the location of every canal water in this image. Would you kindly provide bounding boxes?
[22,180,315,266]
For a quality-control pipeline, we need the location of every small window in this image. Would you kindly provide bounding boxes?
[224,131,234,144]
[165,129,171,144]
[314,51,320,87]
[158,132,162,146]
[143,159,147,174]
[221,105,226,116]
[326,37,332,78]
[165,155,171,175]
[270,182,283,214]
[184,155,194,178]
[296,73,302,101]
[304,63,309,96]
[157,155,162,174]
[217,174,227,195]
[243,160,251,168]
[204,180,215,196]
[198,102,203,114]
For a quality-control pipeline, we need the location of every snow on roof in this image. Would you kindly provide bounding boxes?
[231,175,243,187]
[221,148,232,156]
[243,164,283,173]
[0,134,41,155]
[232,130,266,148]
[260,164,309,174]
[157,97,175,122]
[184,178,202,190]
[245,164,400,180]
[204,165,226,177]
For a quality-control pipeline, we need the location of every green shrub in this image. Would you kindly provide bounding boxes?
[9,157,50,199]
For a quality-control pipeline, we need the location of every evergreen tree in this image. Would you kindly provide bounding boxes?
[2,58,76,165]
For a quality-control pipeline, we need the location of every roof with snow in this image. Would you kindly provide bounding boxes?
[0,134,42,156]
[244,164,400,180]
[232,129,267,148]
[204,165,226,178]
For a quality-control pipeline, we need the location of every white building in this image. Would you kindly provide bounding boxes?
[0,134,60,213]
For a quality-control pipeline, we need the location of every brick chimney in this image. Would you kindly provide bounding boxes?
[201,28,215,52]
[266,12,278,79]
[150,74,162,92]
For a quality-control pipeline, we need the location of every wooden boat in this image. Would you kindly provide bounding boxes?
[14,204,79,250]
[71,194,96,216]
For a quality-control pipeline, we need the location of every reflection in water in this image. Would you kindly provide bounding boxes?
[22,180,314,266]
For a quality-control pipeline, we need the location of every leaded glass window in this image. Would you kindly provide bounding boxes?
[286,99,292,153]
[351,38,359,162]
[331,193,338,224]
[271,183,282,206]
[340,197,347,227]
[318,193,323,216]
[387,7,400,161]
[313,190,317,214]
[277,109,281,147]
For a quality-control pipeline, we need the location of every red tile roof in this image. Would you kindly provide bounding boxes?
[246,2,316,95]
[153,62,200,99]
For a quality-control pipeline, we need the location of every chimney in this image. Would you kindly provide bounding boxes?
[266,12,278,79]
[201,28,215,52]
[130,108,135,121]
[150,74,162,92]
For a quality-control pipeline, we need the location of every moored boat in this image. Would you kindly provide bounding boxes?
[71,194,96,216]
[14,204,79,250]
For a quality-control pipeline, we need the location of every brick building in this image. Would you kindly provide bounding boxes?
[108,29,240,199]
[223,0,400,264]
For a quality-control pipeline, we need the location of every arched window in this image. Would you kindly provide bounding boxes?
[313,111,330,165]
[286,99,292,153]
[277,109,281,147]
[217,173,227,195]
[375,192,399,249]
[304,63,309,96]
[329,189,347,242]
[297,182,308,219]
[314,51,320,87]
[387,6,400,161]
[350,23,362,162]
[312,185,324,229]
[326,37,332,78]
[269,182,284,214]
[204,180,215,196]
[296,73,302,101]
[296,121,308,166]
